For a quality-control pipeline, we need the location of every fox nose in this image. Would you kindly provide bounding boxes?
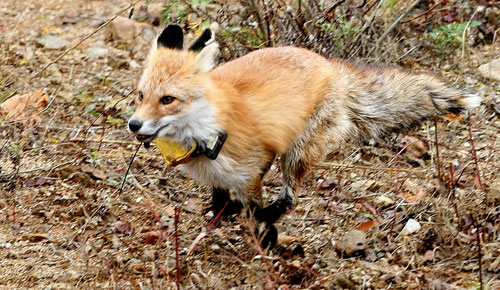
[128,119,143,132]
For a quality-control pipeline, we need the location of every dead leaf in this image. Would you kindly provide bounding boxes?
[164,205,176,217]
[22,233,49,243]
[277,234,296,245]
[441,113,463,123]
[401,188,426,203]
[80,164,108,180]
[401,135,429,160]
[115,221,132,234]
[185,198,203,214]
[0,90,48,122]
[144,230,163,245]
[356,220,378,231]
[349,180,377,192]
[24,177,53,187]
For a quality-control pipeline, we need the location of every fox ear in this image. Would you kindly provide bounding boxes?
[188,29,213,52]
[157,24,184,50]
[191,28,218,73]
[194,41,219,73]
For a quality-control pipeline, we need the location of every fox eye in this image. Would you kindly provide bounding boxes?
[160,95,175,105]
[138,92,143,102]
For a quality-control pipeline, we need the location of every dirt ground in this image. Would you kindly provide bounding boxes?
[1,0,499,289]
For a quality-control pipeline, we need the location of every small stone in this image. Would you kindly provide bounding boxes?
[31,202,46,216]
[478,58,500,81]
[401,219,421,235]
[146,2,165,19]
[108,16,137,42]
[143,249,155,261]
[336,230,367,256]
[85,47,108,59]
[115,221,132,234]
[144,231,162,245]
[112,235,122,248]
[142,27,156,42]
[374,195,394,207]
[37,35,69,49]
[23,233,49,243]
[290,259,301,268]
[349,180,377,192]
[65,270,80,282]
[332,273,357,290]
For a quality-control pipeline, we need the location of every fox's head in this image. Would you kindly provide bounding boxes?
[128,24,220,147]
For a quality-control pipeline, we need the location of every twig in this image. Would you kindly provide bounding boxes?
[182,202,228,264]
[434,118,442,181]
[346,0,384,57]
[97,89,135,152]
[71,114,103,165]
[325,0,346,13]
[174,207,181,290]
[402,0,447,24]
[387,138,422,166]
[466,114,484,193]
[246,0,272,46]
[119,143,142,195]
[476,221,483,290]
[30,0,142,80]
[461,8,479,60]
[144,199,169,229]
[70,138,140,145]
[0,161,73,178]
[126,177,199,214]
[367,0,422,57]
[6,0,33,43]
[448,163,460,220]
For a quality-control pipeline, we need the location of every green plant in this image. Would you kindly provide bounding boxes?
[429,21,481,51]
[320,17,360,49]
[161,0,213,24]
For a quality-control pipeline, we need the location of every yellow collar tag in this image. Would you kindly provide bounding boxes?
[154,138,197,166]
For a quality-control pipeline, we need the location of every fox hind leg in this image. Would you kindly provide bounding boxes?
[253,151,308,249]
[254,150,308,225]
[255,132,327,248]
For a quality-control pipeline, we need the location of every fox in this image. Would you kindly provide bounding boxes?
[128,24,481,248]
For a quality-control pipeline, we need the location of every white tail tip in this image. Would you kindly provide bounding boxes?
[463,94,482,110]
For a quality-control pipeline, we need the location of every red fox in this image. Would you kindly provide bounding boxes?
[128,24,481,248]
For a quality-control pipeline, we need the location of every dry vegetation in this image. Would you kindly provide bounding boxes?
[0,0,499,289]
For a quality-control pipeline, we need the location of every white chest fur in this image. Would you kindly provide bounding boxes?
[178,153,248,194]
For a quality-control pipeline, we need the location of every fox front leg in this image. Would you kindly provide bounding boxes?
[207,187,243,219]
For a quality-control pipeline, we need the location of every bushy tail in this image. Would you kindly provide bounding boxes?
[424,78,482,114]
[345,68,482,140]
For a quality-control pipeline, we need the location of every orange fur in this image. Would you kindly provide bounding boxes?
[129,27,480,247]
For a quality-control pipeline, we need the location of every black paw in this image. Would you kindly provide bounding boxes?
[256,222,278,249]
[254,197,292,225]
[205,200,243,216]
[204,200,243,227]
